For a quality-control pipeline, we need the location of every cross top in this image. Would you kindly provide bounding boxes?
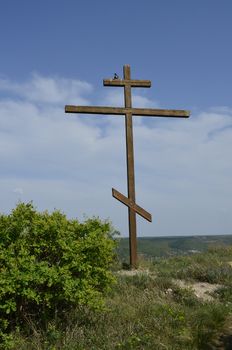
[65,65,190,268]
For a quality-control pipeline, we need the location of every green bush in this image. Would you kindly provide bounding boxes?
[0,202,117,348]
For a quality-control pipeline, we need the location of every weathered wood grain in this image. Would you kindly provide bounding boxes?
[112,188,152,222]
[65,105,190,118]
[103,79,151,87]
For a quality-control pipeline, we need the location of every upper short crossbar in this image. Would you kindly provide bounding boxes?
[103,79,151,88]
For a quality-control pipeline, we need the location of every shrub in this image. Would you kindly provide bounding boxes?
[0,202,117,348]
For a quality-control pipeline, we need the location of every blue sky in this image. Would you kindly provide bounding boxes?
[0,1,231,236]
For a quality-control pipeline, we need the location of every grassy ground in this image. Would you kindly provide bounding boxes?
[12,246,232,349]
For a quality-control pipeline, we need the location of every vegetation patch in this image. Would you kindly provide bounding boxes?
[0,205,232,349]
[0,203,116,348]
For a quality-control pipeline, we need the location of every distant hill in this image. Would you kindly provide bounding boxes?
[117,234,232,262]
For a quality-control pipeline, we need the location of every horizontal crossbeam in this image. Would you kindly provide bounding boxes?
[103,79,151,88]
[112,188,152,222]
[65,105,190,118]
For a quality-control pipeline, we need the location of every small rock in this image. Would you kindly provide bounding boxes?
[165,288,173,295]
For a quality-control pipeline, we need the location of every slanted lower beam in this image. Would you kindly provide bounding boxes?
[65,105,190,118]
[112,188,152,222]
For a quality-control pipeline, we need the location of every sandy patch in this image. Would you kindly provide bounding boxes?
[116,269,150,277]
[174,279,222,301]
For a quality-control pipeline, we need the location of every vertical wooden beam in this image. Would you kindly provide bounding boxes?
[124,65,137,268]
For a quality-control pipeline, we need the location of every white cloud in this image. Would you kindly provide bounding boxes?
[0,73,92,105]
[13,187,23,195]
[102,89,159,108]
[0,74,231,236]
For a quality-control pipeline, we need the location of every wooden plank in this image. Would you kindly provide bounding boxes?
[65,105,190,118]
[112,188,152,222]
[65,105,126,115]
[129,209,137,268]
[103,79,151,88]
[132,108,190,118]
[123,65,137,268]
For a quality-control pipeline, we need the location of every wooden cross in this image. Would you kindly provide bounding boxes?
[65,65,190,268]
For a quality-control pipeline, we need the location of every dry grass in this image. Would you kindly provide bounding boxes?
[11,246,232,350]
